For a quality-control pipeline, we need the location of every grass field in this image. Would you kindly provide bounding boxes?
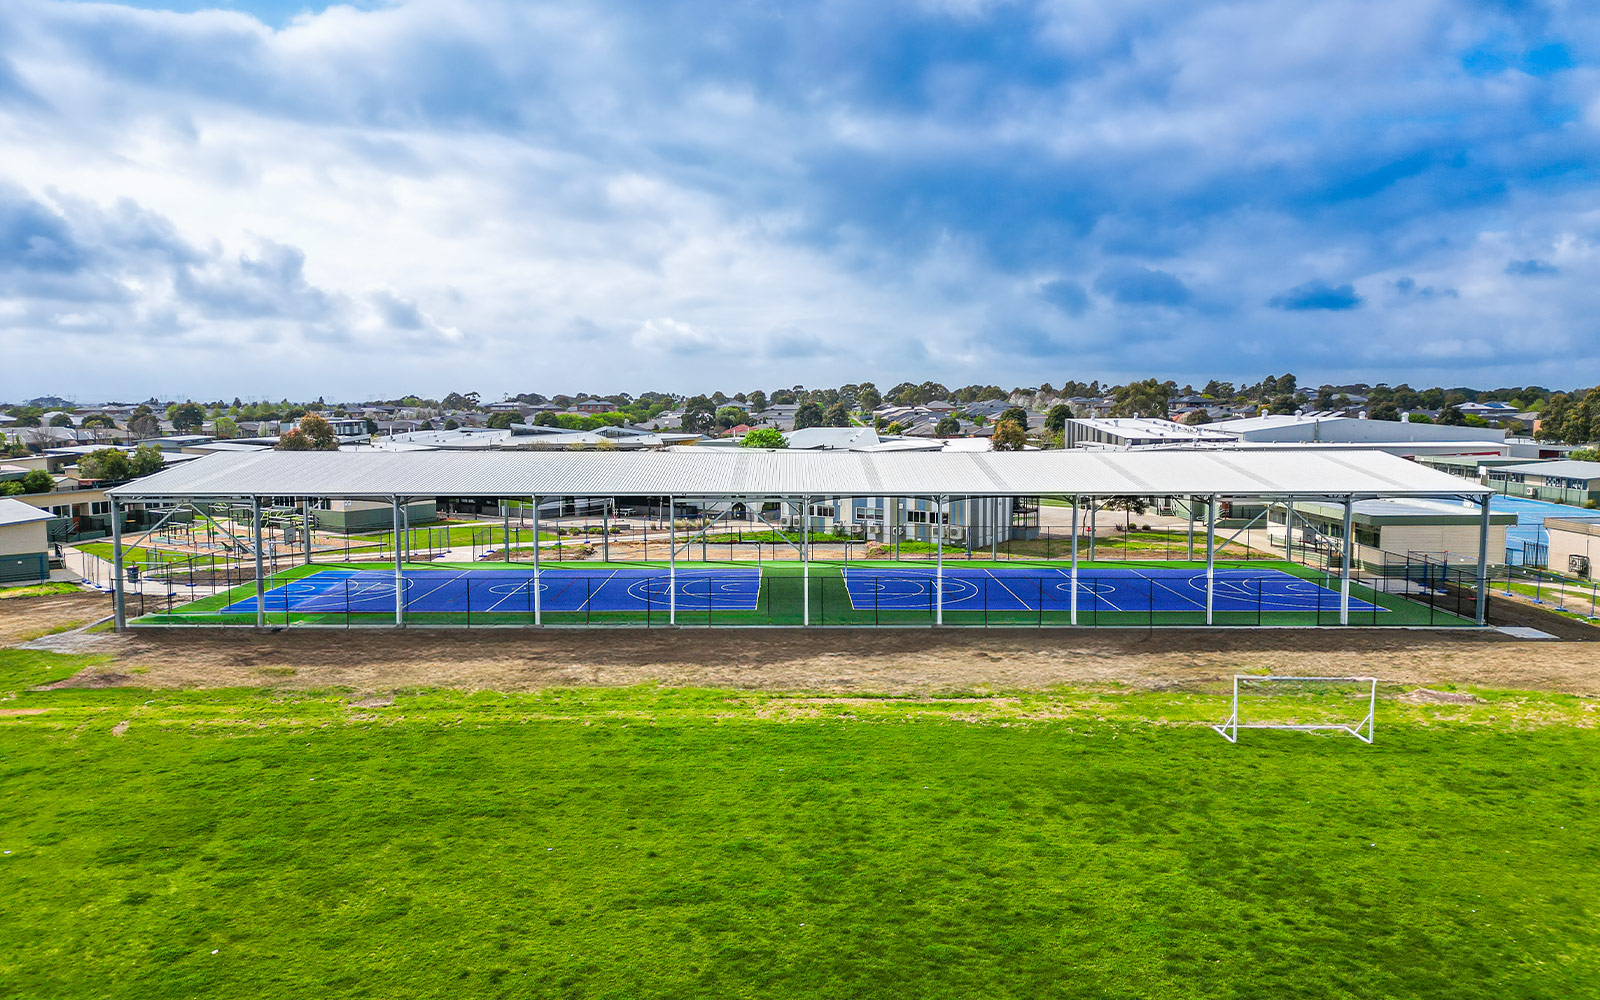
[127,558,1479,628]
[0,648,1594,998]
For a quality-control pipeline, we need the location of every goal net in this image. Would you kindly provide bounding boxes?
[1213,675,1377,743]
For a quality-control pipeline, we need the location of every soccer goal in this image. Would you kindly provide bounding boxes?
[1213,675,1377,743]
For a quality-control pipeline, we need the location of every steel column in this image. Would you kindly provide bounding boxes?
[111,496,126,630]
[392,497,405,626]
[801,495,810,626]
[935,494,945,625]
[1205,495,1216,625]
[668,495,677,625]
[533,495,542,626]
[1340,495,1354,625]
[252,495,265,629]
[1070,495,1079,625]
[1475,495,1491,624]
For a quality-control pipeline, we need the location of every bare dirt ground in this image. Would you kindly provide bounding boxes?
[5,590,1600,696]
[0,592,111,646]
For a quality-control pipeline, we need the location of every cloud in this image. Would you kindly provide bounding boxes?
[1,0,1599,397]
[1506,258,1560,277]
[1269,280,1362,311]
[764,326,822,359]
[1038,279,1088,315]
[1093,266,1190,308]
[1392,276,1457,300]
[631,317,718,355]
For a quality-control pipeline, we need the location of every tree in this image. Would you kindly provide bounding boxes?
[1569,447,1600,462]
[794,401,825,430]
[79,448,130,482]
[885,421,904,434]
[443,418,460,431]
[857,385,882,410]
[299,413,341,450]
[1438,404,1467,426]
[172,402,205,433]
[212,416,238,439]
[533,411,560,427]
[1182,409,1212,425]
[486,412,524,429]
[823,401,851,427]
[128,413,160,439]
[49,413,74,427]
[441,391,481,411]
[740,428,787,449]
[129,444,165,477]
[935,415,960,436]
[679,396,716,434]
[1108,379,1172,418]
[746,390,769,413]
[276,429,313,450]
[20,469,54,494]
[1103,496,1149,529]
[1044,404,1072,435]
[1369,402,1400,421]
[991,418,1027,452]
[999,405,1030,429]
[715,406,750,430]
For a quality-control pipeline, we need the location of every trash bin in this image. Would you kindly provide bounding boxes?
[127,564,140,583]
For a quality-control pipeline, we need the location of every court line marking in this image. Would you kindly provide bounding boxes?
[1129,567,1207,611]
[1050,568,1124,612]
[574,570,621,612]
[983,569,1030,611]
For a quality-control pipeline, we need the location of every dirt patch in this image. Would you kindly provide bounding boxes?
[111,720,129,736]
[40,623,1600,697]
[0,708,49,717]
[1400,688,1484,704]
[0,592,111,647]
[349,695,395,708]
[40,670,132,689]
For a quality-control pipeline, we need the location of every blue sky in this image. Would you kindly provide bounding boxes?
[3,0,1599,401]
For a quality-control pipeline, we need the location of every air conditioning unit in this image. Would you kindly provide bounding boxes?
[1570,554,1590,579]
[946,527,966,543]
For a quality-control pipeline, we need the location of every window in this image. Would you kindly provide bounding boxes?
[854,506,883,521]
[808,504,835,518]
[89,501,110,516]
[905,509,949,525]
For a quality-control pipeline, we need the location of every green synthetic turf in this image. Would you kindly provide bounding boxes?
[0,654,1593,998]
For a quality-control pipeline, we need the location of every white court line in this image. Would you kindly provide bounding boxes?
[1129,568,1207,611]
[574,570,621,612]
[398,570,470,611]
[983,569,1031,610]
[482,573,539,614]
[1051,568,1125,613]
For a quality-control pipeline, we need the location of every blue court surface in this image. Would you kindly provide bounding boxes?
[841,565,1384,614]
[221,564,1383,616]
[222,566,762,615]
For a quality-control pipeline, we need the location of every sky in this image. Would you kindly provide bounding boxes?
[2,0,1599,403]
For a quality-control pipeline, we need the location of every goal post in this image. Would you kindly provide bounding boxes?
[1213,675,1377,744]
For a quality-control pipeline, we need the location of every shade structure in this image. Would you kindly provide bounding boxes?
[108,448,1491,501]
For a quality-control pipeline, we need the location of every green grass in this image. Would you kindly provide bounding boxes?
[130,559,1479,628]
[0,581,82,599]
[0,655,1595,997]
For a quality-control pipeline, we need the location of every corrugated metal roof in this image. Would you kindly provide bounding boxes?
[106,448,1492,500]
[0,497,56,527]
[1495,460,1600,480]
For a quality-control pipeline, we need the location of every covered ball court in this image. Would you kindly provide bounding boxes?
[105,448,1495,629]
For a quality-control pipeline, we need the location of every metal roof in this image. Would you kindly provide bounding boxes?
[0,497,56,527]
[1494,460,1600,480]
[106,448,1492,501]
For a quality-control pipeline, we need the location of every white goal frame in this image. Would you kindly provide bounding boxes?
[1213,675,1377,743]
